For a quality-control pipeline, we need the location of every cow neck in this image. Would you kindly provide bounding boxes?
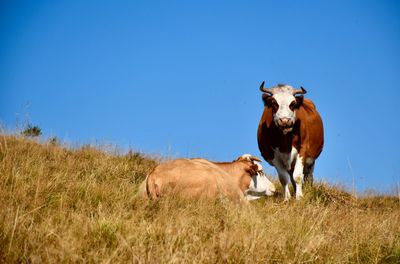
[215,162,251,192]
[215,162,235,173]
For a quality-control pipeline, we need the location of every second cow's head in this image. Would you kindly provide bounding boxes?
[260,81,306,134]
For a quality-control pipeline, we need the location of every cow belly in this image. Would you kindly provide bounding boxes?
[272,147,298,171]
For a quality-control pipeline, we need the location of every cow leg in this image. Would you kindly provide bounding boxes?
[304,160,315,187]
[293,155,304,200]
[289,167,296,194]
[274,163,291,201]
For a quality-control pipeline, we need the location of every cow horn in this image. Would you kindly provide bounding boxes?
[249,156,262,162]
[292,86,307,95]
[259,81,274,95]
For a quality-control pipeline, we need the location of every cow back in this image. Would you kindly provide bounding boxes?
[145,159,245,201]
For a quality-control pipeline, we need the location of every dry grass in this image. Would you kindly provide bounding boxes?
[0,134,399,263]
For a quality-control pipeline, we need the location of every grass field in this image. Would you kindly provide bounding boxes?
[0,134,399,263]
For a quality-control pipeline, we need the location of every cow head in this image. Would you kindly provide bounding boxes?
[260,81,306,134]
[236,154,262,171]
[237,154,276,200]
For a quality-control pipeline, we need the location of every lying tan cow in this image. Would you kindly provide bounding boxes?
[138,154,275,202]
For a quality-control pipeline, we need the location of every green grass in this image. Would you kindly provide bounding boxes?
[0,134,399,263]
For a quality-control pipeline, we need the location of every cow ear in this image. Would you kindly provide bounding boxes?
[262,94,272,106]
[295,95,304,107]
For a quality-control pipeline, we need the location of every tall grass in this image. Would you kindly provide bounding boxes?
[0,134,399,263]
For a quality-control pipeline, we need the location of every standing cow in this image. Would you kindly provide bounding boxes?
[257,81,324,201]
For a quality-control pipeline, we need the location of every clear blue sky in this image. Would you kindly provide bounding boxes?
[1,0,399,193]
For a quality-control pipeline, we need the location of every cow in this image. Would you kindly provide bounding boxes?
[137,154,275,202]
[257,81,324,201]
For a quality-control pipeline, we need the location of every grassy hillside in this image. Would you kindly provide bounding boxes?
[0,134,399,263]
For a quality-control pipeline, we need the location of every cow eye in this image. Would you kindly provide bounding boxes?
[289,101,296,111]
[269,99,278,110]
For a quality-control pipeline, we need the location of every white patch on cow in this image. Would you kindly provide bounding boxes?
[290,147,298,169]
[240,154,252,160]
[293,155,304,200]
[245,171,276,201]
[272,90,297,131]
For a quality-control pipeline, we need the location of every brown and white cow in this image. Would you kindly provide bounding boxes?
[257,81,324,201]
[138,154,275,202]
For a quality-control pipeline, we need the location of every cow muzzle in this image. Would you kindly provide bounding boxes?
[277,118,294,129]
